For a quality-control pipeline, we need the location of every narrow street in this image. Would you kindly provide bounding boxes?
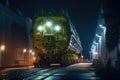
[0,62,101,80]
[1,62,120,80]
[0,0,120,80]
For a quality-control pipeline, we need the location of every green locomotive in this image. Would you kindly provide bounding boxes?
[31,11,82,67]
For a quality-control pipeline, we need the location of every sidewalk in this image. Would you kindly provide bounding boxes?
[0,65,34,78]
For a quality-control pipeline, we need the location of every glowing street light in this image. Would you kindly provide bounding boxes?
[80,55,84,61]
[29,49,33,64]
[23,49,27,64]
[81,55,84,59]
[0,45,5,66]
[33,57,36,61]
[0,45,5,51]
[29,50,32,53]
[32,52,35,55]
[23,49,26,53]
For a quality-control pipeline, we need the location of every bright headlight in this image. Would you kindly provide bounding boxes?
[54,25,61,31]
[46,21,52,27]
[37,25,43,31]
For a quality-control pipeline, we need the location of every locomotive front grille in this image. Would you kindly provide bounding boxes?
[43,36,55,48]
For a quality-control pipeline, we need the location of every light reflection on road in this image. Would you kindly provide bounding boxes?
[67,62,93,68]
[1,63,101,80]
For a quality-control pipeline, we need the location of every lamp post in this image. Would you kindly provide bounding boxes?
[23,49,26,64]
[0,45,5,67]
[1,45,5,51]
[31,52,35,63]
[29,49,32,64]
[81,55,84,61]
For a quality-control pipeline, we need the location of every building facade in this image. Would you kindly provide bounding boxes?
[91,0,120,70]
[102,0,120,70]
[0,3,32,67]
[90,11,107,65]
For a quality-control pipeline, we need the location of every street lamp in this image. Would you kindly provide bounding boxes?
[29,49,32,64]
[32,52,35,55]
[23,49,27,64]
[80,55,84,61]
[33,57,36,61]
[29,49,32,53]
[81,55,84,59]
[0,45,5,66]
[23,49,26,53]
[0,45,5,51]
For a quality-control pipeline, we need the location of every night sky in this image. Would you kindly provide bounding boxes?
[1,0,101,59]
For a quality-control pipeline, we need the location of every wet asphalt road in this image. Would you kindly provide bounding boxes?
[6,67,100,80]
[1,63,119,80]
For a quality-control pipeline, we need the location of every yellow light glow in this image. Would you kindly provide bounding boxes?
[23,49,26,53]
[29,50,32,53]
[81,55,84,58]
[0,45,5,51]
[33,57,36,60]
[32,52,35,55]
